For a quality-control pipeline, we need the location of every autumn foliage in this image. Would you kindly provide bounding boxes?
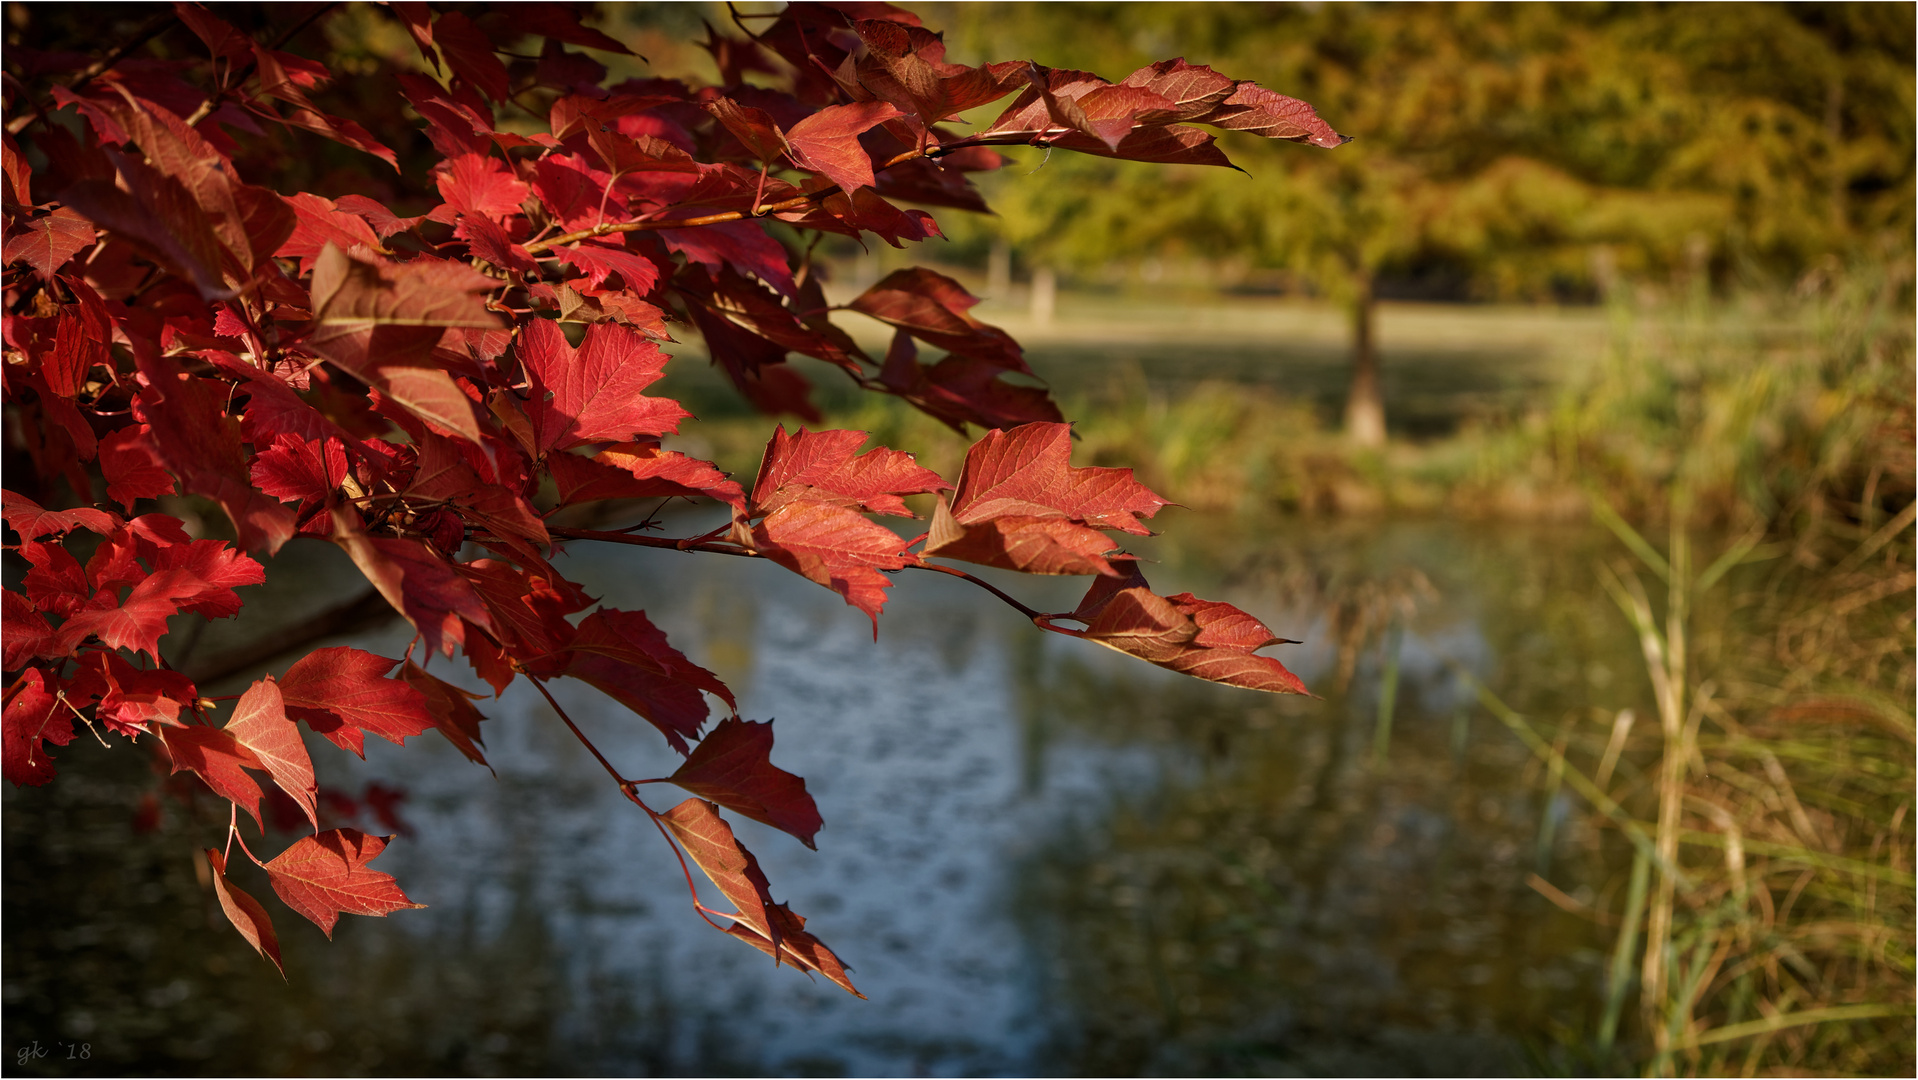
[1,2,1341,995]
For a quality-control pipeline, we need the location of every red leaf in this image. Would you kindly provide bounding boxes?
[947,423,1167,534]
[503,2,633,55]
[2,489,120,539]
[206,848,284,977]
[304,245,500,444]
[848,268,1025,370]
[330,508,493,657]
[21,539,90,618]
[658,797,779,952]
[660,798,862,997]
[658,219,795,297]
[98,426,176,511]
[748,425,948,518]
[262,828,425,938]
[157,723,265,826]
[564,608,733,754]
[3,668,75,787]
[131,356,297,554]
[925,503,1122,576]
[747,501,915,627]
[849,20,1025,126]
[400,660,491,767]
[55,568,205,660]
[704,96,790,162]
[436,153,529,219]
[432,11,512,103]
[668,718,822,849]
[279,647,434,758]
[784,101,899,193]
[1201,80,1351,148]
[90,652,197,735]
[225,676,318,832]
[516,318,687,455]
[148,538,266,619]
[3,591,58,669]
[4,207,94,279]
[277,192,382,275]
[1066,563,1310,696]
[251,433,348,510]
[723,901,864,999]
[878,331,1063,433]
[547,444,745,509]
[454,212,538,276]
[546,238,660,293]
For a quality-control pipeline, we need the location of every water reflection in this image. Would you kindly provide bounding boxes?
[6,515,1650,1076]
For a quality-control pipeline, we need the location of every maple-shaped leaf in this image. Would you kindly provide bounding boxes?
[746,502,916,628]
[458,559,583,669]
[848,268,1024,370]
[517,318,687,456]
[2,488,121,539]
[90,652,196,735]
[224,677,319,831]
[667,718,823,849]
[564,608,733,754]
[157,723,266,827]
[723,901,864,999]
[436,153,529,219]
[55,568,205,660]
[3,206,94,279]
[923,423,1168,576]
[1064,562,1309,696]
[331,508,494,657]
[400,660,491,767]
[262,828,424,938]
[279,648,434,758]
[98,426,176,511]
[658,219,796,298]
[149,538,266,619]
[946,423,1167,532]
[277,192,383,274]
[2,590,58,670]
[547,444,745,509]
[22,539,91,619]
[455,212,538,277]
[206,848,284,977]
[547,238,660,294]
[3,668,75,787]
[784,101,900,193]
[748,426,949,518]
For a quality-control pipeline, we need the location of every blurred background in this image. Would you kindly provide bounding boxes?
[5,3,1913,1076]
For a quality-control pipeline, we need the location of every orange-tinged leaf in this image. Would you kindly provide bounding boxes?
[1066,562,1309,696]
[946,423,1167,534]
[749,501,915,627]
[669,718,822,848]
[723,901,864,999]
[925,501,1120,576]
[263,828,424,938]
[206,848,284,977]
[848,267,1024,370]
[658,798,779,954]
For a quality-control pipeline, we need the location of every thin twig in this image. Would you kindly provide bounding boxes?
[526,675,630,787]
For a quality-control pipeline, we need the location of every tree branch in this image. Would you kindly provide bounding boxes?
[178,587,397,686]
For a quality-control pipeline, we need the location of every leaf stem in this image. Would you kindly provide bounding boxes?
[525,675,631,787]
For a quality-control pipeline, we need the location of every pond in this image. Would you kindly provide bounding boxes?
[4,506,1663,1076]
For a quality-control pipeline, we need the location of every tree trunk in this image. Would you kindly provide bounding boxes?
[1342,280,1386,447]
[1030,266,1056,326]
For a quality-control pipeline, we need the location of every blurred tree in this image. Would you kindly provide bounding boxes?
[935,2,1915,445]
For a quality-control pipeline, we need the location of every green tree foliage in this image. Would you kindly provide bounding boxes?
[938,2,1916,444]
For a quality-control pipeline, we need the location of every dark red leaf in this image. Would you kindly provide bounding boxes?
[432,11,512,103]
[3,207,94,279]
[784,101,900,193]
[668,718,823,849]
[564,607,733,754]
[848,268,1025,370]
[98,426,177,511]
[400,660,491,767]
[330,507,494,657]
[157,723,266,826]
[206,848,284,977]
[547,443,745,509]
[3,668,75,787]
[2,591,58,670]
[132,354,298,554]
